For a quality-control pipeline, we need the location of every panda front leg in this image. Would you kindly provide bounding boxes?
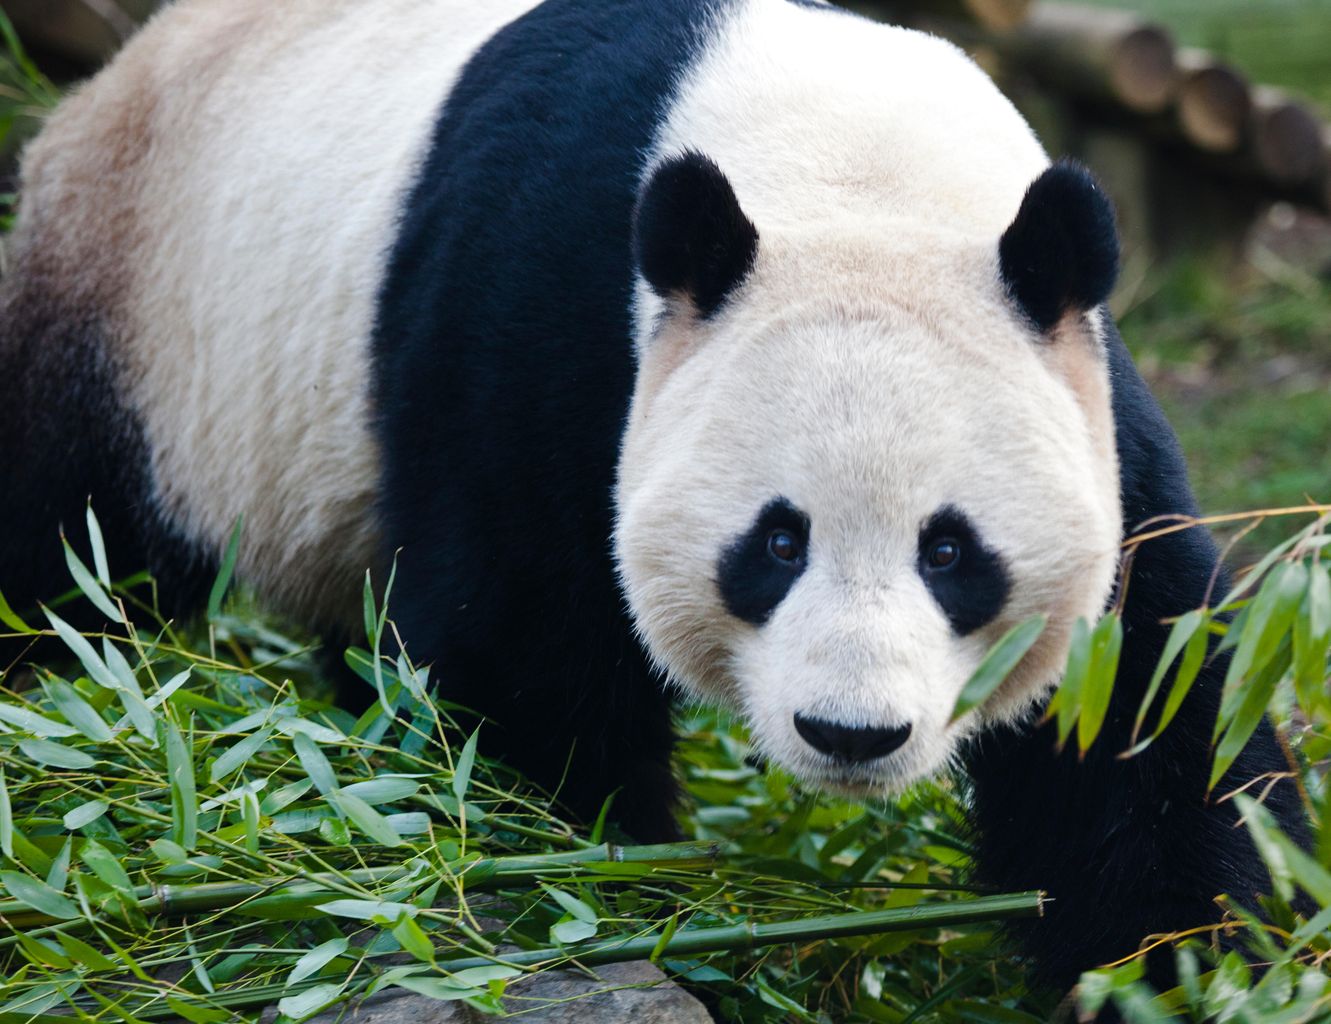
[963,322,1308,999]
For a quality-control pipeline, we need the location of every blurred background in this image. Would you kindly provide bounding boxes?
[1,0,1328,554]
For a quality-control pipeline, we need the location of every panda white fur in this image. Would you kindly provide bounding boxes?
[0,0,1303,995]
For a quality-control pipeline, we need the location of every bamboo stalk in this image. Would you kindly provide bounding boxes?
[998,3,1177,115]
[0,842,721,930]
[40,891,1046,1023]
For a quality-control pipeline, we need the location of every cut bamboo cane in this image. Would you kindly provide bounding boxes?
[998,3,1177,115]
[1247,86,1325,188]
[28,891,1046,1023]
[1173,49,1251,154]
[844,0,1033,31]
[0,841,722,930]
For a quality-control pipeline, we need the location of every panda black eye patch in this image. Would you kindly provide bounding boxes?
[717,498,810,625]
[917,506,1010,635]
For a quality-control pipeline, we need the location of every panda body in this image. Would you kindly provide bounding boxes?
[0,0,1302,993]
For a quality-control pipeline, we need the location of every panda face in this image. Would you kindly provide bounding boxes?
[617,188,1122,796]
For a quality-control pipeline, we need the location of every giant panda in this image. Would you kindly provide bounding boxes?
[0,0,1305,998]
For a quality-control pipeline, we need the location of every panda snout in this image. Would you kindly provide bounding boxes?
[793,713,912,763]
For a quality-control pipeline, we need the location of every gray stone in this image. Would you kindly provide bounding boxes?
[297,961,712,1024]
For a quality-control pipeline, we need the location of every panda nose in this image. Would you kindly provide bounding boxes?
[793,713,912,763]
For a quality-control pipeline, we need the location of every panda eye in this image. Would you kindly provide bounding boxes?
[925,537,961,571]
[767,529,802,564]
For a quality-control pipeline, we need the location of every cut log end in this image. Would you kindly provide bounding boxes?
[1176,59,1251,153]
[1251,89,1324,187]
[965,0,1034,31]
[1109,25,1176,114]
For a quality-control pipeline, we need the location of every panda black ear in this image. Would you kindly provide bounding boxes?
[999,161,1119,334]
[633,152,759,318]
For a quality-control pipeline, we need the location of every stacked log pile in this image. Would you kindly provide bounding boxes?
[849,0,1331,226]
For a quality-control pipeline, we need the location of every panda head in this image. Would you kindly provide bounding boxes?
[616,152,1122,795]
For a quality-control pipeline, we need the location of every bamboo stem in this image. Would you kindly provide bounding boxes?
[0,842,721,929]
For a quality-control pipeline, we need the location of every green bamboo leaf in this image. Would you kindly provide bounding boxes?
[207,516,243,620]
[209,727,273,783]
[0,767,11,860]
[362,571,377,650]
[551,917,598,944]
[164,715,198,850]
[452,727,481,803]
[331,791,403,847]
[1210,651,1286,794]
[950,616,1047,724]
[293,732,339,802]
[388,976,482,1002]
[242,791,260,854]
[46,838,70,891]
[276,981,344,1022]
[80,840,134,897]
[1293,564,1330,706]
[448,965,523,988]
[339,776,421,805]
[317,898,416,922]
[650,911,680,963]
[385,812,431,835]
[61,536,120,623]
[62,800,108,831]
[0,870,80,919]
[274,717,345,744]
[1131,609,1204,746]
[16,933,73,969]
[145,670,192,710]
[150,838,189,866]
[319,815,351,847]
[1237,794,1331,907]
[1126,614,1214,758]
[393,913,436,964]
[0,702,79,738]
[43,678,113,743]
[85,504,111,588]
[18,738,96,770]
[1222,563,1304,705]
[166,997,232,1024]
[56,932,116,972]
[288,937,349,986]
[543,884,598,924]
[1054,617,1093,749]
[42,607,120,690]
[0,588,37,634]
[1078,615,1123,755]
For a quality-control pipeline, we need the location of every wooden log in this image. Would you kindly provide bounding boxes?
[1247,86,1324,188]
[3,0,155,68]
[1173,49,1250,154]
[998,3,1177,115]
[840,0,1032,32]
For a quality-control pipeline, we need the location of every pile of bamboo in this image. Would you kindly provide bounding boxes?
[852,0,1331,216]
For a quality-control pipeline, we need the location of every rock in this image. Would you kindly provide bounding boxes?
[295,961,712,1024]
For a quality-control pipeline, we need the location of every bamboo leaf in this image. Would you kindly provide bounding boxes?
[46,838,70,891]
[1054,617,1093,749]
[650,911,680,963]
[18,738,96,770]
[293,732,338,802]
[392,913,436,964]
[316,899,416,922]
[42,607,120,690]
[950,616,1047,724]
[62,536,120,623]
[209,728,273,783]
[207,516,243,621]
[1131,609,1204,746]
[85,504,111,588]
[0,870,79,919]
[164,715,198,851]
[56,932,116,972]
[62,800,109,831]
[452,727,481,803]
[0,767,11,860]
[0,588,36,634]
[339,776,421,805]
[80,839,135,899]
[331,791,403,847]
[1210,652,1286,794]
[276,981,344,1022]
[43,678,113,743]
[0,702,79,738]
[1078,614,1123,755]
[543,884,598,924]
[287,938,349,986]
